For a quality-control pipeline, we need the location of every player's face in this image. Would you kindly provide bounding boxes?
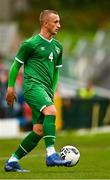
[46,13,61,35]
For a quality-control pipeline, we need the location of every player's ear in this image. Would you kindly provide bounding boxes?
[44,19,49,27]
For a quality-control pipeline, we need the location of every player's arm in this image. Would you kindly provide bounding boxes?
[52,44,63,92]
[52,68,59,92]
[6,41,33,107]
[6,60,22,107]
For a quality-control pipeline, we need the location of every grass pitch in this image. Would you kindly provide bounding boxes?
[0,131,110,179]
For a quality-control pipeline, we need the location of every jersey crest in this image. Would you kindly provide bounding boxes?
[55,46,60,55]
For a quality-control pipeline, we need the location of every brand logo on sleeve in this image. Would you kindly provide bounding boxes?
[41,47,45,50]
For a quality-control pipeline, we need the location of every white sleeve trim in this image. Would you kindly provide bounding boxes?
[56,64,63,68]
[15,57,24,64]
[40,105,46,112]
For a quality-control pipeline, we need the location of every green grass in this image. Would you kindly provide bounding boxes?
[0,131,110,179]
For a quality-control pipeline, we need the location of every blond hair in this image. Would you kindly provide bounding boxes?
[39,10,58,26]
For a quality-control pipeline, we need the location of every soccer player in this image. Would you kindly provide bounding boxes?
[5,10,71,172]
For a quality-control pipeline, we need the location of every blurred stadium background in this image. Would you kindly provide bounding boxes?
[1,0,110,137]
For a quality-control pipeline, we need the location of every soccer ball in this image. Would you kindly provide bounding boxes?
[60,145,80,167]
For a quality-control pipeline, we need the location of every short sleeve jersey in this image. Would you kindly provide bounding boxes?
[15,34,63,92]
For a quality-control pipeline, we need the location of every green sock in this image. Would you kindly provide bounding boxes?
[13,131,42,160]
[43,115,56,148]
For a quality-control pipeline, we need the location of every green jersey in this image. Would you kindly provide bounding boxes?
[15,34,63,94]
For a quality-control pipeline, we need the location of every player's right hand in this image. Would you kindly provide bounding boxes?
[6,87,17,107]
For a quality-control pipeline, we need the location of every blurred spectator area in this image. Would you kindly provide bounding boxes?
[0,23,21,62]
[61,31,110,91]
[0,0,29,20]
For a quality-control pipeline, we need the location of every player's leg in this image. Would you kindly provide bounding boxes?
[11,112,44,159]
[42,105,71,166]
[4,110,44,172]
[42,105,56,155]
[25,85,70,166]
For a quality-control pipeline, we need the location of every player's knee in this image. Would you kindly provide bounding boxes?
[42,105,56,116]
[33,124,43,137]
